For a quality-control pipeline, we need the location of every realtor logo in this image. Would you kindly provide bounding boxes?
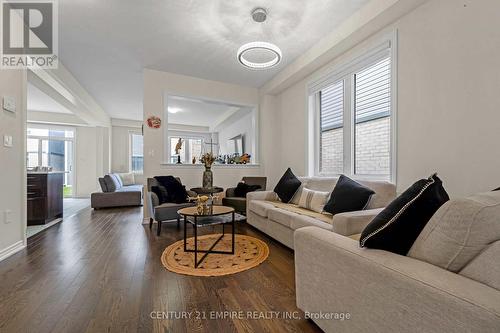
[1,0,58,69]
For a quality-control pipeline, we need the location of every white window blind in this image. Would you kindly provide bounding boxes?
[354,56,391,123]
[319,81,344,174]
[312,42,395,180]
[320,81,344,131]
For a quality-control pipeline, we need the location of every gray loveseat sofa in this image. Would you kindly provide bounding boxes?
[294,191,500,332]
[246,176,396,249]
[91,173,143,209]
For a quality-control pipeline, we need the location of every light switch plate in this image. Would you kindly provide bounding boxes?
[3,135,13,147]
[4,210,12,224]
[2,96,16,113]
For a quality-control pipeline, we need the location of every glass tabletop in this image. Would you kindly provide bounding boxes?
[177,205,234,217]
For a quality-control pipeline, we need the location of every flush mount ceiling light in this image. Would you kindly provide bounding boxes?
[237,42,282,69]
[237,8,282,70]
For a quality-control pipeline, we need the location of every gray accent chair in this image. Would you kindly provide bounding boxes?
[146,177,196,235]
[222,177,267,214]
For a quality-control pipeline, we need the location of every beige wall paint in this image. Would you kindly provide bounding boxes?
[271,0,500,197]
[0,69,27,260]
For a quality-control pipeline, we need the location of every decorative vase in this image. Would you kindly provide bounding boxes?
[202,166,213,188]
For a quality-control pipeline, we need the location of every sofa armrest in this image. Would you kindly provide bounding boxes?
[331,208,383,236]
[294,227,500,333]
[246,190,277,202]
[186,190,197,198]
[226,187,237,198]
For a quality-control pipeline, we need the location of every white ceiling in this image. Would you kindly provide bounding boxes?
[27,83,72,114]
[167,96,243,129]
[58,0,370,120]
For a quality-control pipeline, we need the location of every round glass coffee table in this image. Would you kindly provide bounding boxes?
[177,205,235,268]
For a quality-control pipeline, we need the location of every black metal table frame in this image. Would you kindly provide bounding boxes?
[183,211,235,268]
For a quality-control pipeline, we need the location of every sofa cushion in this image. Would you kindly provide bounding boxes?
[248,200,276,217]
[267,201,333,225]
[154,202,194,222]
[298,188,330,213]
[291,177,396,209]
[360,174,449,255]
[119,173,135,186]
[117,184,143,192]
[459,240,500,291]
[409,191,500,272]
[290,214,333,231]
[323,175,374,215]
[103,175,117,192]
[268,208,297,228]
[274,168,301,203]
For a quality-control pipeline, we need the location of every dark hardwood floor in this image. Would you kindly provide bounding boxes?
[0,206,322,333]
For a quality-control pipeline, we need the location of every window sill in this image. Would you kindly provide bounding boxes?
[160,163,260,169]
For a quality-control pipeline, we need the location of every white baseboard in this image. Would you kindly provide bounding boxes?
[0,240,25,262]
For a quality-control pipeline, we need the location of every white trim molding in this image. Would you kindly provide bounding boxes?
[0,241,26,262]
[307,30,398,183]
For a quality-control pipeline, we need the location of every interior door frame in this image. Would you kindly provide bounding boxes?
[26,123,77,198]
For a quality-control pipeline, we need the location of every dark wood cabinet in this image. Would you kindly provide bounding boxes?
[27,173,64,225]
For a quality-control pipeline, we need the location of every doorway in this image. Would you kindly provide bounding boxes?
[26,126,75,197]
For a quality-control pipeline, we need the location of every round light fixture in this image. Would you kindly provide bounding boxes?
[237,41,282,70]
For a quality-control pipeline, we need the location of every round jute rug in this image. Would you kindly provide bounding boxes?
[161,234,269,277]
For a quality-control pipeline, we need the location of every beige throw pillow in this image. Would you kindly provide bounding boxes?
[298,188,330,213]
[119,173,135,186]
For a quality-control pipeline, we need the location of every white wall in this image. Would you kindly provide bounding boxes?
[75,126,111,197]
[267,0,500,198]
[215,108,255,158]
[111,119,142,173]
[0,69,27,260]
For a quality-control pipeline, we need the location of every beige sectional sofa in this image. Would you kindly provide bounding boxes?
[294,191,500,333]
[246,177,396,249]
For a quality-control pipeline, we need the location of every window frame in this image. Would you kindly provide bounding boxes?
[167,135,206,164]
[129,132,144,173]
[308,34,398,183]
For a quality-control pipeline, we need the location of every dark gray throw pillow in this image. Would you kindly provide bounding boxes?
[234,182,261,198]
[103,175,117,192]
[151,185,169,205]
[154,176,188,204]
[273,168,301,203]
[323,175,375,215]
[360,173,449,255]
[493,187,500,191]
[98,178,108,192]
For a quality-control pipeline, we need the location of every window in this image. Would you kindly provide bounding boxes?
[312,43,394,180]
[169,136,203,164]
[130,133,143,172]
